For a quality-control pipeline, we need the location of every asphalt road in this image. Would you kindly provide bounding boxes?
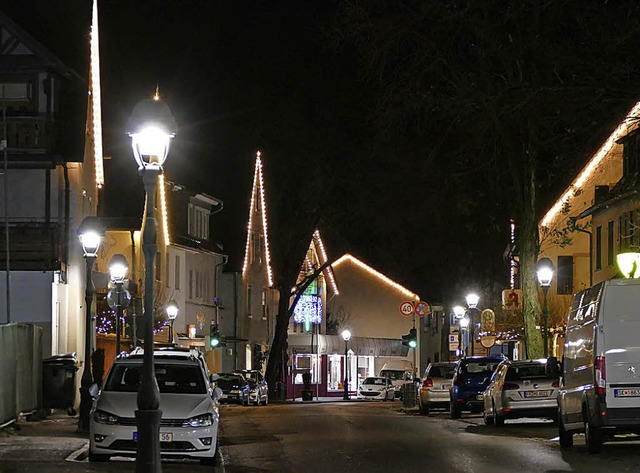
[3,402,640,472]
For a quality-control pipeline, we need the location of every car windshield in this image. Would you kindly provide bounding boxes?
[428,365,456,379]
[105,363,206,394]
[363,377,386,385]
[242,372,259,382]
[380,370,405,380]
[216,375,246,389]
[505,364,549,381]
[462,361,500,376]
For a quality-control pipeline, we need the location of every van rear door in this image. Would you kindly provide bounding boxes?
[601,281,640,409]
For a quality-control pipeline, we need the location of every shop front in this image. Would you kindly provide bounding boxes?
[286,333,408,399]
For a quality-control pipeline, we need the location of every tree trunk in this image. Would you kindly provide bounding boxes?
[265,294,291,400]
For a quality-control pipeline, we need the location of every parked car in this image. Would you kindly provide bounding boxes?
[418,362,457,415]
[241,370,269,406]
[357,376,395,401]
[214,372,250,405]
[559,279,640,453]
[482,359,559,426]
[450,355,504,418]
[89,351,221,465]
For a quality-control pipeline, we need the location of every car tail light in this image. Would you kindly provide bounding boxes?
[503,382,520,390]
[551,380,559,388]
[422,378,433,388]
[595,356,606,395]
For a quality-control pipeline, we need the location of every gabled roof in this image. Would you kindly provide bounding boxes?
[300,229,339,295]
[242,151,274,287]
[541,100,640,228]
[332,254,420,300]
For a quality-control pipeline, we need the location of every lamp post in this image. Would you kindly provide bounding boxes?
[127,93,176,473]
[459,314,470,358]
[341,329,351,400]
[536,257,555,357]
[77,216,104,433]
[465,293,480,356]
[109,254,129,356]
[166,300,178,345]
[453,305,465,358]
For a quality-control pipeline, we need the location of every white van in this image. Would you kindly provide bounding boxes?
[379,360,414,399]
[558,278,640,453]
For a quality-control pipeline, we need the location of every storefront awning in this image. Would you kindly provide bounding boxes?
[287,333,408,357]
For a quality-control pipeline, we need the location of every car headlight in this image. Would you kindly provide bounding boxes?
[93,409,120,425]
[188,413,214,427]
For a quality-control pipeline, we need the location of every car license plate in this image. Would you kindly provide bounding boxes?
[615,388,640,397]
[523,390,550,398]
[133,432,173,442]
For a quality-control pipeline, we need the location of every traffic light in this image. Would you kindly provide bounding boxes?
[209,324,221,348]
[402,328,417,349]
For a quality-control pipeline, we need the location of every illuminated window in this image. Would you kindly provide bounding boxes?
[261,289,268,319]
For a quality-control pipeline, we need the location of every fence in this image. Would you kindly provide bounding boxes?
[0,323,43,425]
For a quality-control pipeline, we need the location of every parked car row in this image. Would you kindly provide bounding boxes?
[418,356,560,427]
[213,370,269,406]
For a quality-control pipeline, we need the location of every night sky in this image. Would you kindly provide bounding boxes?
[6,1,640,309]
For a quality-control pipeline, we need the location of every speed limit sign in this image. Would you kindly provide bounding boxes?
[400,301,415,317]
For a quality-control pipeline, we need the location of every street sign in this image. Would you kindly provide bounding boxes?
[400,301,415,316]
[415,301,431,317]
[448,334,458,351]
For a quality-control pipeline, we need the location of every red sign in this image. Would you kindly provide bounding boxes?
[400,301,415,316]
[415,301,431,317]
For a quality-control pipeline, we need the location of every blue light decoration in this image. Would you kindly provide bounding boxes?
[293,294,323,330]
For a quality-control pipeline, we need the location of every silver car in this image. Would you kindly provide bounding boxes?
[482,359,559,426]
[418,362,456,415]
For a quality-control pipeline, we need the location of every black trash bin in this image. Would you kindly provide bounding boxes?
[42,353,78,415]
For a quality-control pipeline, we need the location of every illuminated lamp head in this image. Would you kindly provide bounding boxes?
[616,252,640,279]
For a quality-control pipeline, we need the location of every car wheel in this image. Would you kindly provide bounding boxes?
[559,415,573,448]
[88,452,109,462]
[450,400,461,419]
[584,412,603,454]
[419,399,429,415]
[263,395,269,406]
[493,402,504,427]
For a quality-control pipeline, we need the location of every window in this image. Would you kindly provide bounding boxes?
[247,285,253,318]
[195,271,201,298]
[596,226,602,271]
[251,233,262,264]
[557,256,574,295]
[261,289,268,319]
[175,256,180,290]
[189,270,193,299]
[166,254,170,287]
[607,220,615,267]
[621,129,640,181]
[155,252,161,281]
[187,203,210,240]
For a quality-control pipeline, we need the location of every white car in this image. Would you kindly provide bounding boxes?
[89,351,221,465]
[357,376,395,401]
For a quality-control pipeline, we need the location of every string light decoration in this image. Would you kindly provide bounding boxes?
[90,0,104,189]
[332,254,419,300]
[541,100,640,228]
[242,151,274,287]
[159,173,170,246]
[313,229,339,295]
[293,294,323,325]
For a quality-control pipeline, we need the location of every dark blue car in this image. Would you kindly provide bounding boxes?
[450,356,504,418]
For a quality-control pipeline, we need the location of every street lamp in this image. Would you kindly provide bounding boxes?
[77,216,104,433]
[166,300,179,345]
[536,257,555,357]
[459,314,470,358]
[127,93,176,473]
[341,329,351,400]
[108,254,129,356]
[465,293,480,356]
[453,305,465,358]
